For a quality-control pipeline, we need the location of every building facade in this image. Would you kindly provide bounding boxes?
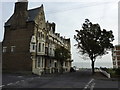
[2,1,72,75]
[112,45,120,68]
[118,1,120,44]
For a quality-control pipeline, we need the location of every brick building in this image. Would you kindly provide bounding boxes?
[113,1,120,69]
[112,45,120,68]
[2,0,72,75]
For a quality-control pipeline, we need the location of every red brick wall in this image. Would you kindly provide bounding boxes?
[117,56,120,60]
[116,46,120,50]
[2,22,34,72]
[118,62,120,66]
[116,51,120,55]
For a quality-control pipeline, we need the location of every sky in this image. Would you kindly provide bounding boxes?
[0,0,119,68]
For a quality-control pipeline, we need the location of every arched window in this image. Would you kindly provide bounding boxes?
[43,34,44,39]
[38,43,41,52]
[42,43,44,52]
[40,32,42,38]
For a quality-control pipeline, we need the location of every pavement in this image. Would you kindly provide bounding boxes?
[1,69,120,90]
[92,72,119,89]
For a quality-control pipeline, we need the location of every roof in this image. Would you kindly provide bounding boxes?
[115,44,120,47]
[65,38,70,42]
[5,7,41,26]
[27,7,41,21]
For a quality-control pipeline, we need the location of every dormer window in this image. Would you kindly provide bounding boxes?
[30,43,36,53]
[31,36,36,43]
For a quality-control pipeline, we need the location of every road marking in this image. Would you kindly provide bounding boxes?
[18,76,23,78]
[2,76,40,87]
[15,81,20,84]
[21,80,25,82]
[83,78,95,90]
[0,85,5,87]
[88,79,94,85]
[3,79,28,87]
[84,85,88,89]
[7,83,13,86]
[90,83,95,90]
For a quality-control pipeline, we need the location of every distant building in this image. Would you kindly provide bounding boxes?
[2,0,72,75]
[113,1,120,69]
[118,1,120,44]
[0,42,1,88]
[112,45,120,68]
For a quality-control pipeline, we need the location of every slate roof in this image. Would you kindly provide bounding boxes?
[5,7,41,26]
[27,7,41,22]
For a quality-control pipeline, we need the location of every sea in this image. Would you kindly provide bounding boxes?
[72,62,113,68]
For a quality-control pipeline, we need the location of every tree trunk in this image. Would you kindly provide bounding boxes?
[91,60,95,75]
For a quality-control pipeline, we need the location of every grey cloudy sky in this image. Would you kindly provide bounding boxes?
[0,0,119,68]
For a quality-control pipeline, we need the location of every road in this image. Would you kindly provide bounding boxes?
[1,69,120,90]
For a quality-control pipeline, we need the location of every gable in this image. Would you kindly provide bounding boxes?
[5,7,41,27]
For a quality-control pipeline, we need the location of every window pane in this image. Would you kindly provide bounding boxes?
[11,46,16,52]
[32,44,35,50]
[39,43,41,52]
[38,57,40,67]
[3,47,7,53]
[42,43,44,52]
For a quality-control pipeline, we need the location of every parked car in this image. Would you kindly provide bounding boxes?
[70,67,76,72]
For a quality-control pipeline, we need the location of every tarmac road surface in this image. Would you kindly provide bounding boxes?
[1,69,120,90]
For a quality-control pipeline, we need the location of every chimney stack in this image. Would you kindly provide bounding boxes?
[14,0,28,13]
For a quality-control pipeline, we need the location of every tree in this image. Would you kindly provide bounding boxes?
[74,19,114,74]
[55,46,71,73]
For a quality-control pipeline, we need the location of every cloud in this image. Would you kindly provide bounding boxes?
[0,0,118,67]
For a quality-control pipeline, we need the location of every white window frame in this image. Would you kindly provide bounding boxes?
[3,47,7,53]
[11,46,16,52]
